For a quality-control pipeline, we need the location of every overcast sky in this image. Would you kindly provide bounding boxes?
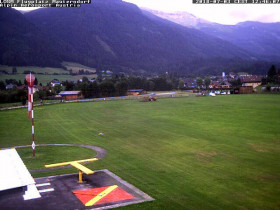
[15,0,280,25]
[124,0,280,25]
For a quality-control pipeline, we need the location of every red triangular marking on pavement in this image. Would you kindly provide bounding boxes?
[73,186,134,206]
[73,186,108,204]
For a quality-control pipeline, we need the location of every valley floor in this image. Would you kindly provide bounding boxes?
[0,94,279,209]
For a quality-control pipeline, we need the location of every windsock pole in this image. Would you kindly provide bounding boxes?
[31,88,35,157]
[26,73,36,157]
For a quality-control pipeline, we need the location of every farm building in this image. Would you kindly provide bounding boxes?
[58,91,82,100]
[127,89,146,95]
[239,86,253,94]
[240,76,262,88]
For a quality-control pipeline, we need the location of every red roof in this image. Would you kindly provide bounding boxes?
[210,81,219,87]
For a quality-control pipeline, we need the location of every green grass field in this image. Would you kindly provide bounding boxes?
[62,61,97,73]
[0,65,68,74]
[0,62,96,74]
[17,146,96,170]
[0,95,279,209]
[0,63,97,85]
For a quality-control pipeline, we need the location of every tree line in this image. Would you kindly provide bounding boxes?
[262,65,280,85]
[0,74,178,103]
[58,74,179,99]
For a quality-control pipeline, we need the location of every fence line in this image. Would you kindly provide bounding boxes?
[0,93,189,111]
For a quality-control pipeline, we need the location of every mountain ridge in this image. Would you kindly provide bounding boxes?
[142,8,210,28]
[0,0,274,75]
[145,9,280,62]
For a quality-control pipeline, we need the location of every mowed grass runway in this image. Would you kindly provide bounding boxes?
[0,95,279,209]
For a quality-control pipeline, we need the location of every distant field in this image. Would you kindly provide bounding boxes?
[0,62,97,74]
[62,61,97,73]
[0,74,97,85]
[0,62,97,85]
[0,65,68,74]
[0,95,279,209]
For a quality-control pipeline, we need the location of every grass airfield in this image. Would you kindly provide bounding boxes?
[0,94,279,209]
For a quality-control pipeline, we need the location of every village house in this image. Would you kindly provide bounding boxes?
[50,79,61,87]
[217,81,231,89]
[209,81,219,89]
[5,84,16,90]
[240,76,262,88]
[209,81,231,89]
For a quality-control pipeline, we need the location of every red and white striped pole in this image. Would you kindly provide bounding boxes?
[26,73,36,157]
